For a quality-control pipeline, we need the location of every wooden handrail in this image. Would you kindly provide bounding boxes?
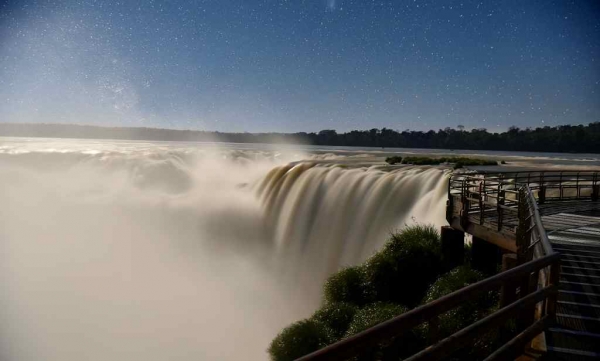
[524,185,554,255]
[405,286,557,361]
[296,254,559,361]
[483,316,550,361]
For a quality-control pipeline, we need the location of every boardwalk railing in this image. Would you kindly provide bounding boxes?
[297,257,559,361]
[447,171,600,238]
[296,172,574,361]
[480,171,600,203]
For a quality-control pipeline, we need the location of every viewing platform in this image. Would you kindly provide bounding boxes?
[297,171,600,361]
[447,171,600,360]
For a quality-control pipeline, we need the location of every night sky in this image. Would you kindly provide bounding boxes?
[1,0,599,132]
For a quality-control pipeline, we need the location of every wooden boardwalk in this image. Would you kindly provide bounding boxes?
[447,171,600,360]
[545,215,600,360]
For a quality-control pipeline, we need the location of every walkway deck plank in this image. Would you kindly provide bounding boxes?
[546,214,600,360]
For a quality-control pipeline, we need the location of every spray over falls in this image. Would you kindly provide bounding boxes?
[0,139,450,361]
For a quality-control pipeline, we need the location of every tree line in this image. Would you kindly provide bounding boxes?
[302,123,600,153]
[1,122,599,153]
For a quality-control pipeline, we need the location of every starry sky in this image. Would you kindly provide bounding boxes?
[0,0,599,132]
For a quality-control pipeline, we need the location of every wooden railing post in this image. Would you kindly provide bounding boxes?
[460,179,470,229]
[500,254,518,307]
[446,178,454,222]
[517,270,537,332]
[480,181,485,225]
[538,186,546,204]
[516,188,530,264]
[497,187,505,232]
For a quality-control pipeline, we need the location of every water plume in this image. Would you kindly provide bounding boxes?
[0,138,449,360]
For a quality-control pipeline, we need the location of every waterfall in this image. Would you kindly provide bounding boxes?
[256,163,450,284]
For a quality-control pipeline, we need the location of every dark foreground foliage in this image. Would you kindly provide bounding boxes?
[345,303,426,361]
[423,266,500,360]
[268,319,333,361]
[311,303,358,339]
[362,225,444,307]
[424,266,498,336]
[324,266,373,307]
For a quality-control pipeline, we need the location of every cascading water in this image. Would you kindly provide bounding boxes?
[256,163,450,291]
[0,138,449,361]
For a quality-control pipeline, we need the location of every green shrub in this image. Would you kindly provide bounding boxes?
[346,302,425,360]
[271,224,453,361]
[363,225,443,307]
[385,156,403,165]
[311,303,358,339]
[345,302,407,335]
[323,266,373,306]
[425,266,485,303]
[453,162,463,169]
[423,266,499,360]
[268,319,332,361]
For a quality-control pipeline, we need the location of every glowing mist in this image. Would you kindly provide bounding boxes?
[0,138,449,361]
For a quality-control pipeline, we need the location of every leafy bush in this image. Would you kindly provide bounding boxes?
[311,302,358,339]
[385,156,403,165]
[363,225,443,307]
[345,302,407,336]
[323,266,373,306]
[345,302,425,360]
[423,266,499,360]
[271,225,451,361]
[268,319,332,361]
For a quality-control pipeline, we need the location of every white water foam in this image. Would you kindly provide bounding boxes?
[0,138,449,361]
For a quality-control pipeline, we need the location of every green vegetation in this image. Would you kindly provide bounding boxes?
[422,266,500,360]
[385,156,403,164]
[311,303,358,339]
[363,224,443,307]
[424,266,498,336]
[344,303,425,360]
[324,266,373,306]
[268,225,505,361]
[385,156,499,169]
[268,320,333,361]
[309,124,600,153]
